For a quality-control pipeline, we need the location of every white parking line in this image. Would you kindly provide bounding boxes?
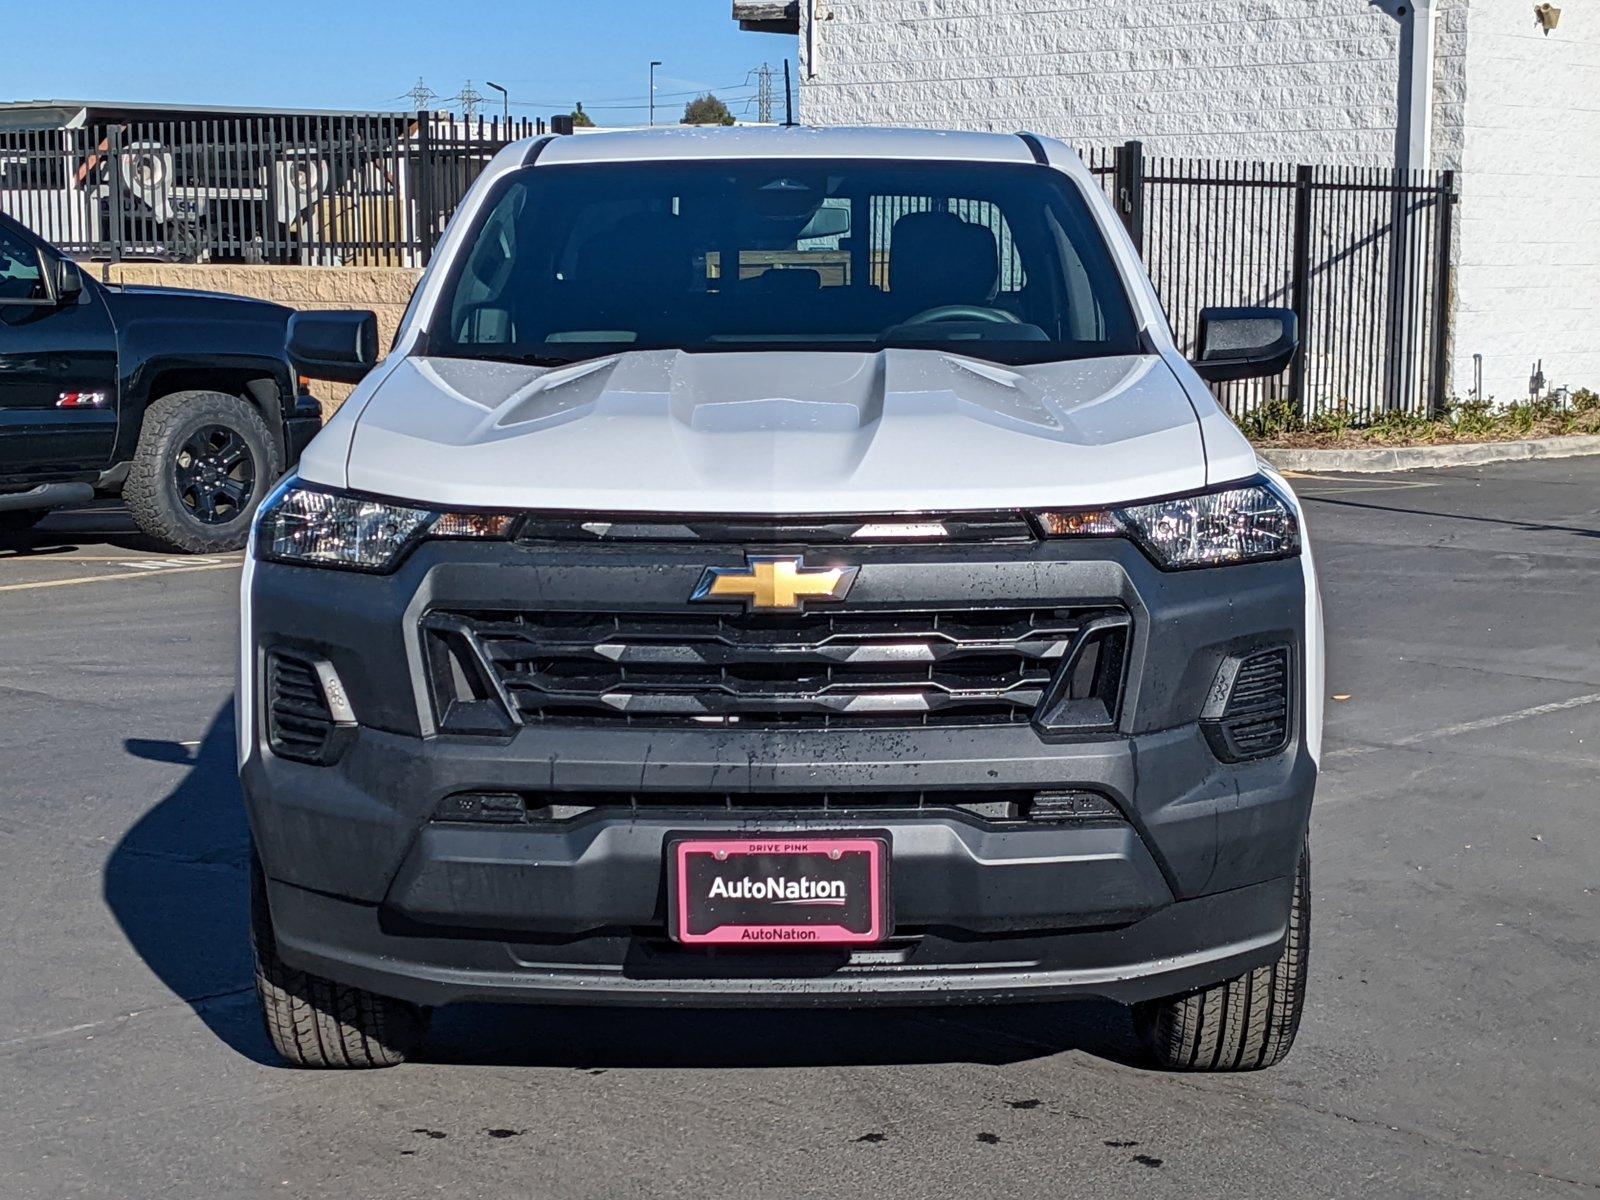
[1328,692,1600,759]
[0,562,240,593]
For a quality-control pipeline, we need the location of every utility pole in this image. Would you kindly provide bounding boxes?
[756,62,775,124]
[485,81,509,124]
[649,60,663,126]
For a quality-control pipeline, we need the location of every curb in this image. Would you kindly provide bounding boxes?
[1258,434,1600,474]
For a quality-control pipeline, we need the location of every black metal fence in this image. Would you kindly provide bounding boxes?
[0,111,543,267]
[1086,143,1456,421]
[0,117,1455,420]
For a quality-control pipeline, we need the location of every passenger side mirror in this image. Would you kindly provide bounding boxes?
[1191,307,1297,382]
[287,310,380,384]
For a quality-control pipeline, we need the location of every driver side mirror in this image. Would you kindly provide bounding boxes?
[57,260,84,304]
[287,309,380,384]
[1191,307,1297,382]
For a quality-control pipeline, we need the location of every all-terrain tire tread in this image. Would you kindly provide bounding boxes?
[123,390,279,554]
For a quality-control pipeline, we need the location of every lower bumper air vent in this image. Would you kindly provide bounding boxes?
[1201,647,1293,762]
[265,652,355,765]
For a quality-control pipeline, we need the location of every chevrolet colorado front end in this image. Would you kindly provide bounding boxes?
[241,127,1322,1071]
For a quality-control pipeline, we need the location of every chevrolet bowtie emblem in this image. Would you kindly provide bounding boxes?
[692,555,859,612]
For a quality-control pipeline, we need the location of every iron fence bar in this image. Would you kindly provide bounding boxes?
[1429,171,1456,416]
[1287,164,1313,415]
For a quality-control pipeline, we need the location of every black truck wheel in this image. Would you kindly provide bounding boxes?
[124,390,280,553]
[1133,841,1310,1072]
[251,857,426,1069]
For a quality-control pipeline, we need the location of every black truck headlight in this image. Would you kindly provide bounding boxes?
[256,482,515,572]
[1036,479,1299,569]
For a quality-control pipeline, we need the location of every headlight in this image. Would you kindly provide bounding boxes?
[256,482,516,572]
[1036,479,1299,569]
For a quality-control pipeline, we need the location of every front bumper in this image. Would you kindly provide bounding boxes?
[242,536,1316,1007]
[282,396,323,468]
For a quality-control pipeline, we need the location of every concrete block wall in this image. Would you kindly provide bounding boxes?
[799,0,1406,162]
[797,0,1600,403]
[1445,3,1600,402]
[99,263,423,411]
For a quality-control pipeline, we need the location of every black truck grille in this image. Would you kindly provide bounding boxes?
[423,606,1126,730]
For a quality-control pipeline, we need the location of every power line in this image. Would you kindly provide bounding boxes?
[453,80,486,118]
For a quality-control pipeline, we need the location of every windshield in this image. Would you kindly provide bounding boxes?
[424,159,1143,367]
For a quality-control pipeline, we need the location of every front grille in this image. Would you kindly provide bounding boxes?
[266,653,336,763]
[1203,647,1292,761]
[423,606,1127,730]
[432,788,1124,824]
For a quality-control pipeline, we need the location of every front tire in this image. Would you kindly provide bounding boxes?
[250,856,426,1069]
[124,390,280,553]
[1133,841,1310,1072]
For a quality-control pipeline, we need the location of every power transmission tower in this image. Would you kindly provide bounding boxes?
[756,63,775,124]
[406,77,438,110]
[457,80,486,119]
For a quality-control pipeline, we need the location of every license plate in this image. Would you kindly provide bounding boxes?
[668,835,890,946]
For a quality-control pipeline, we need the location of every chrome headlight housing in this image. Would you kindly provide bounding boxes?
[1036,478,1300,569]
[256,481,516,572]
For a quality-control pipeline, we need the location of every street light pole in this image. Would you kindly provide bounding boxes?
[649,60,663,126]
[485,81,509,125]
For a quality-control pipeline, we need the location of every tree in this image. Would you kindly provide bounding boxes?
[570,102,595,128]
[681,93,735,126]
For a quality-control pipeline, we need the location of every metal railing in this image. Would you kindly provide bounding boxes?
[0,119,1456,420]
[0,111,543,268]
[1086,143,1456,420]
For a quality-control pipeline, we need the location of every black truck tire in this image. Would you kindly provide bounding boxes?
[250,857,426,1068]
[125,390,280,553]
[1133,841,1309,1072]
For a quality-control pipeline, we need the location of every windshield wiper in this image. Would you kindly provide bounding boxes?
[426,347,586,368]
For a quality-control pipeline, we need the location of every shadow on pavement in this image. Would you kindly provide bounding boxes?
[103,706,277,1065]
[0,501,166,557]
[106,704,1148,1073]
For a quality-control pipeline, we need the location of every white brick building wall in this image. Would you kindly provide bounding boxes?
[793,0,1600,403]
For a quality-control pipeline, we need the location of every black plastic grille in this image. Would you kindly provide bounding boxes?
[433,788,1124,825]
[1206,647,1292,760]
[424,607,1125,730]
[265,653,336,764]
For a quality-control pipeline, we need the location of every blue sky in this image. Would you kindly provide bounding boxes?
[7,1,796,125]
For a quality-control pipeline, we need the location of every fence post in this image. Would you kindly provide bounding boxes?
[1113,140,1145,253]
[105,124,125,264]
[416,109,436,265]
[1428,170,1456,417]
[1287,164,1314,414]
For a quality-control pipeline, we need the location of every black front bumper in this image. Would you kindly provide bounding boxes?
[243,536,1314,1007]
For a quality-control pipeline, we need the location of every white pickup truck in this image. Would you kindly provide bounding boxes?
[240,126,1322,1072]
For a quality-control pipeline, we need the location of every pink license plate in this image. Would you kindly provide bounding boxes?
[668,835,890,946]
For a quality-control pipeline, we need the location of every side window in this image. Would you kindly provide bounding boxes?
[0,225,47,304]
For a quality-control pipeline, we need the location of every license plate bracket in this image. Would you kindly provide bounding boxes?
[667,834,890,946]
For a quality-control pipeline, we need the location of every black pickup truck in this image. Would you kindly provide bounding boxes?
[0,211,321,551]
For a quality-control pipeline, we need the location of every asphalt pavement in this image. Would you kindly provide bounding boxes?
[0,463,1596,1199]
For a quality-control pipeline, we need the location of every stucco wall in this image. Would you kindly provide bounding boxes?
[98,263,423,411]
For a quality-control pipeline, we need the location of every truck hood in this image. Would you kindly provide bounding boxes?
[334,349,1213,513]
